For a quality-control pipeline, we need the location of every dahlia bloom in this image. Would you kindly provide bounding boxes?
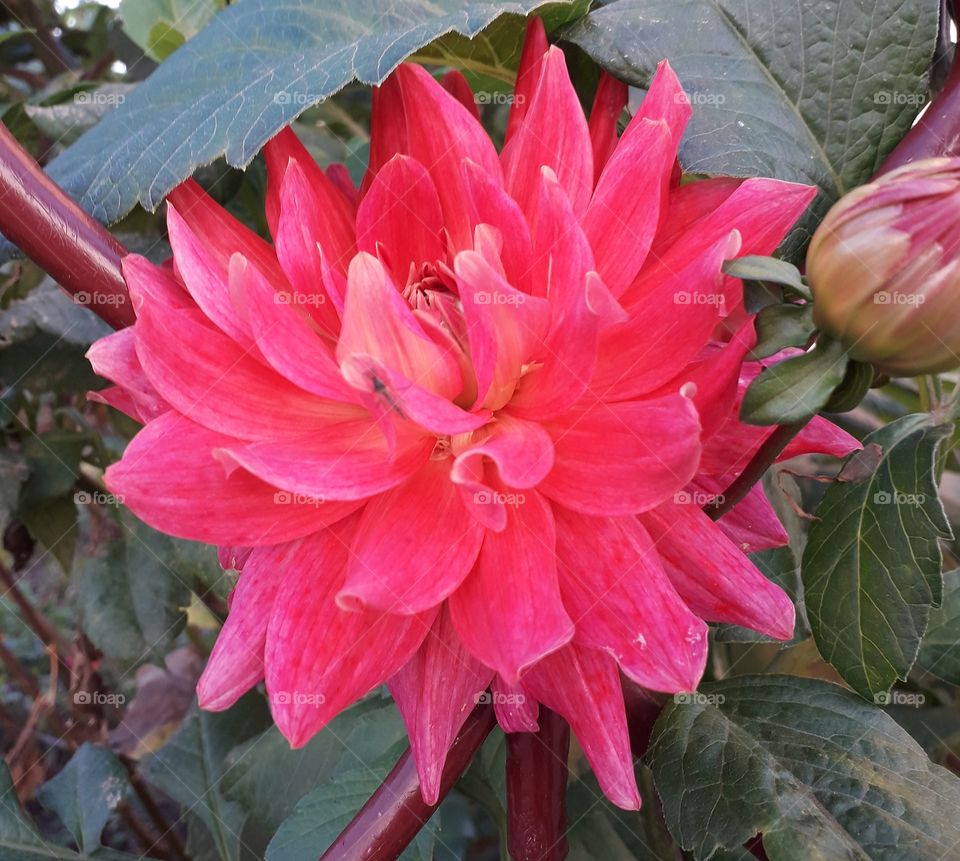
[87,19,858,809]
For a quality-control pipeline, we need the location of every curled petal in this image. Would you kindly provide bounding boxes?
[492,676,539,733]
[589,71,628,184]
[452,414,555,491]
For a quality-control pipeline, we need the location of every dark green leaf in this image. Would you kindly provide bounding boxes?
[723,257,807,296]
[803,414,953,697]
[1,0,574,259]
[751,304,815,360]
[648,675,960,861]
[37,743,127,854]
[916,568,960,683]
[565,0,938,253]
[144,696,271,861]
[740,338,848,426]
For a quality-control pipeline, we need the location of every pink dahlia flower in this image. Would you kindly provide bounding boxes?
[87,19,859,809]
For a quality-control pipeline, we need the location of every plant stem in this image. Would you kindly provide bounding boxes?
[705,422,807,520]
[320,704,496,861]
[0,123,132,328]
[506,707,570,861]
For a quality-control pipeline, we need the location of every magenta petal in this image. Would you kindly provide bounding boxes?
[641,501,796,639]
[339,458,484,613]
[505,16,548,143]
[197,542,293,711]
[523,644,641,810]
[452,414,555,491]
[388,608,493,804]
[105,413,358,545]
[491,676,539,732]
[553,506,708,692]
[449,490,573,682]
[86,327,166,421]
[266,523,436,747]
[539,392,701,516]
[588,72,628,185]
[704,479,790,553]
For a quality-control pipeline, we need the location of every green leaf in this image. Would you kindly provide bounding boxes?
[648,675,960,861]
[144,696,271,861]
[740,338,848,426]
[916,568,960,683]
[0,0,574,260]
[723,256,808,296]
[24,86,135,146]
[751,304,816,360]
[565,0,938,253]
[119,0,226,61]
[37,743,127,854]
[803,414,953,698]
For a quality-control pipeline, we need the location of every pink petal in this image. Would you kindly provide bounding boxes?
[491,676,539,732]
[641,501,796,639]
[338,457,484,613]
[86,327,166,421]
[105,412,356,545]
[388,608,493,804]
[780,415,861,461]
[214,417,432,501]
[553,506,708,692]
[697,478,790,553]
[356,155,445,285]
[522,644,641,810]
[502,47,593,218]
[454,249,549,410]
[325,163,358,207]
[197,542,292,711]
[232,254,357,402]
[265,522,436,746]
[274,156,353,336]
[505,16,548,143]
[582,118,674,297]
[449,490,573,682]
[133,298,358,440]
[588,71,628,184]
[627,61,691,152]
[592,230,742,401]
[538,392,701,516]
[122,254,193,310]
[452,414,555,491]
[441,69,480,120]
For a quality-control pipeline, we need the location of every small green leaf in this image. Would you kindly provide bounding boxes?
[751,303,816,360]
[723,256,808,296]
[648,675,960,861]
[917,568,960,684]
[803,414,953,698]
[119,0,225,61]
[740,338,849,426]
[37,744,127,854]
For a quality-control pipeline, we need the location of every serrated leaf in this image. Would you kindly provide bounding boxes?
[740,338,848,426]
[565,0,938,255]
[0,0,574,262]
[648,675,960,861]
[916,568,960,683]
[144,696,271,861]
[751,304,816,360]
[803,414,953,698]
[37,743,127,854]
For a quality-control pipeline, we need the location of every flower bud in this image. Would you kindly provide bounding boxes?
[807,157,960,375]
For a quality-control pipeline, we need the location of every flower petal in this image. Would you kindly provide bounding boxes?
[588,71,628,184]
[388,608,493,804]
[86,326,166,421]
[105,413,354,545]
[641,500,796,639]
[504,16,548,143]
[452,414,555,491]
[553,506,708,692]
[449,490,573,682]
[538,392,701,516]
[491,676,539,732]
[522,644,641,810]
[338,457,485,613]
[266,522,436,746]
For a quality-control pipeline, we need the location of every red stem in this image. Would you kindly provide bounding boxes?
[320,705,496,861]
[506,707,570,861]
[0,123,132,328]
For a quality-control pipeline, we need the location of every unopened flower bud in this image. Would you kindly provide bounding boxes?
[807,157,960,375]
